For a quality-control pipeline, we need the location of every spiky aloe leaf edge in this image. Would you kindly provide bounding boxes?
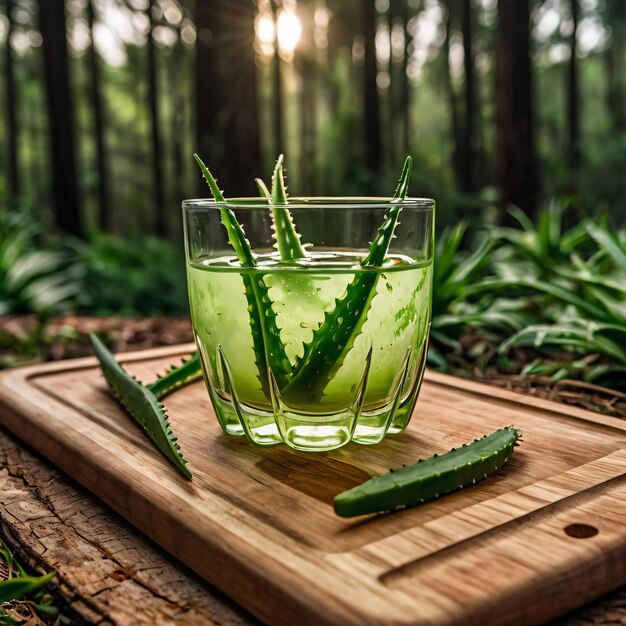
[90,333,192,480]
[334,426,520,517]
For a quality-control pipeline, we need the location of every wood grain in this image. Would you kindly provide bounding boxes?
[0,344,625,626]
[0,427,257,626]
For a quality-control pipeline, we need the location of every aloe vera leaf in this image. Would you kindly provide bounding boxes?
[282,157,413,401]
[147,353,203,400]
[255,177,271,198]
[268,155,307,260]
[193,154,291,391]
[90,334,192,480]
[361,156,412,266]
[193,153,255,266]
[334,427,520,517]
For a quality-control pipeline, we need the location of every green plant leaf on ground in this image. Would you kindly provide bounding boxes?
[1,537,58,623]
[0,573,56,604]
[586,221,626,270]
[90,333,192,479]
[0,211,81,316]
[0,541,26,580]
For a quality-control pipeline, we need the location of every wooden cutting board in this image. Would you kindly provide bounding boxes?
[0,345,625,626]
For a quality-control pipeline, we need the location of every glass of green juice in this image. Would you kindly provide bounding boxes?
[183,197,434,452]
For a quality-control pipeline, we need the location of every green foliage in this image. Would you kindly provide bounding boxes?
[493,215,626,382]
[73,232,188,316]
[0,541,26,580]
[0,573,56,604]
[0,211,81,315]
[430,199,626,390]
[428,222,530,366]
[0,211,187,318]
[0,537,56,621]
[333,427,521,517]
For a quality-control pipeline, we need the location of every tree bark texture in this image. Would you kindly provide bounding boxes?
[443,3,462,190]
[0,427,256,625]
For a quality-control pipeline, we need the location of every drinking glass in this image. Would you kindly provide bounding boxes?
[183,197,434,452]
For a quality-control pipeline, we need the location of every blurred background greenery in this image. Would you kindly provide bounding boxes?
[0,0,624,408]
[1,0,625,235]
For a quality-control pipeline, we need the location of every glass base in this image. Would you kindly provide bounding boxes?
[208,375,424,452]
[200,334,429,452]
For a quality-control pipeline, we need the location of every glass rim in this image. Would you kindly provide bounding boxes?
[182,196,435,211]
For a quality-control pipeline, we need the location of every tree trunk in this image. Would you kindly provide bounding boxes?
[5,0,19,209]
[401,0,411,158]
[386,1,395,169]
[195,0,262,195]
[362,0,381,181]
[604,2,626,132]
[271,0,286,159]
[87,0,110,231]
[462,0,476,193]
[297,3,316,194]
[169,39,185,221]
[25,57,46,210]
[495,0,537,217]
[567,0,580,174]
[147,0,166,237]
[37,0,83,237]
[443,4,462,189]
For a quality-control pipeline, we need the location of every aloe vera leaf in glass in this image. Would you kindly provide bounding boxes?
[282,157,413,405]
[186,156,433,451]
[268,154,308,260]
[161,156,310,394]
[193,154,291,396]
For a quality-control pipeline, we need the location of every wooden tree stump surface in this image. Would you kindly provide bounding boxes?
[0,426,258,625]
[1,423,625,626]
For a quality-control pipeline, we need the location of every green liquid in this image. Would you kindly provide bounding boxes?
[188,251,432,450]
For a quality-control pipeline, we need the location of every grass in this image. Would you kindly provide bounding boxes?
[0,537,60,624]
